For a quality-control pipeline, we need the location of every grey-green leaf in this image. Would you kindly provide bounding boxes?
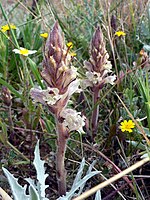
[29,185,40,200]
[143,44,150,52]
[2,167,29,200]
[95,190,101,200]
[33,140,49,199]
[57,158,100,200]
[71,158,85,189]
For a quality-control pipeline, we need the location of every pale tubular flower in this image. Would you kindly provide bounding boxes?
[13,47,37,56]
[82,70,116,88]
[103,60,112,72]
[60,109,86,133]
[43,88,62,105]
[30,79,81,107]
[30,87,62,105]
[104,74,117,85]
[63,79,81,99]
[86,71,102,85]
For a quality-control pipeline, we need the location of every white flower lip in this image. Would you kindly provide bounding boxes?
[30,87,62,106]
[104,74,117,85]
[43,87,62,105]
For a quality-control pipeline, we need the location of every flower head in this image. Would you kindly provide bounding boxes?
[40,33,48,38]
[1,24,16,32]
[13,47,37,56]
[70,51,76,57]
[42,22,78,95]
[30,22,81,116]
[83,26,116,89]
[120,120,135,133]
[115,31,126,37]
[60,109,86,133]
[67,42,73,49]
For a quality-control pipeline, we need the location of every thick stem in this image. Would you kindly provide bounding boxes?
[56,118,69,196]
[91,87,100,139]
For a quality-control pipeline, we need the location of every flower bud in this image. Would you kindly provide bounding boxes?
[1,86,12,107]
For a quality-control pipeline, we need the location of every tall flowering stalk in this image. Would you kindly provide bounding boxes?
[83,26,116,139]
[30,22,85,196]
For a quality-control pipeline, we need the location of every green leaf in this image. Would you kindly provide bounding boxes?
[71,158,85,189]
[78,160,97,195]
[126,140,146,150]
[27,58,44,89]
[0,77,22,98]
[58,158,100,200]
[143,44,150,52]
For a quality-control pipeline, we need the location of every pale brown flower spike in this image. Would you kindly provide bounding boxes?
[83,26,116,89]
[42,22,76,95]
[83,26,116,139]
[90,26,106,71]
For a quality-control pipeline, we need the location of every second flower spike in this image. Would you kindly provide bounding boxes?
[83,26,116,89]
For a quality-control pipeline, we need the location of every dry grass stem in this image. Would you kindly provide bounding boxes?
[73,157,150,200]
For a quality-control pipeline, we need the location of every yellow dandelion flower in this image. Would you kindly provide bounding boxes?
[67,42,73,49]
[40,33,48,39]
[115,31,126,37]
[1,24,16,32]
[12,47,37,56]
[120,120,135,133]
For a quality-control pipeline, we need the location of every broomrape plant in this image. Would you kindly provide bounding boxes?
[83,26,116,139]
[25,23,116,197]
[30,21,85,196]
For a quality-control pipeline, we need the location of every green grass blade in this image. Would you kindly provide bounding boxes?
[27,58,44,89]
[0,78,22,98]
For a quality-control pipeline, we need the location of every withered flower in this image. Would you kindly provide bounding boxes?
[136,49,150,69]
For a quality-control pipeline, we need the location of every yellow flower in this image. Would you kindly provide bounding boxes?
[1,24,16,32]
[13,47,37,56]
[67,42,73,49]
[115,31,126,37]
[40,33,48,38]
[70,52,76,57]
[120,120,135,133]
